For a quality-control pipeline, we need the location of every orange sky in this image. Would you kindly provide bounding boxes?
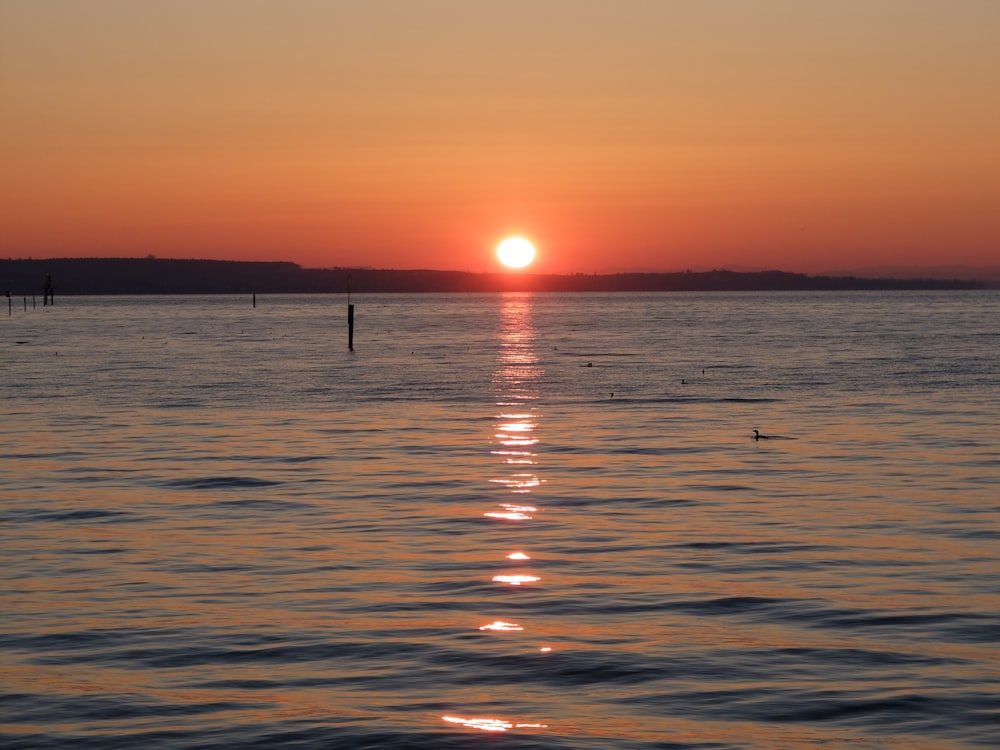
[1,1,997,274]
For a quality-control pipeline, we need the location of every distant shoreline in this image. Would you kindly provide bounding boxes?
[2,258,990,296]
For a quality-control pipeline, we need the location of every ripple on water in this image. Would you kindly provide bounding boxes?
[159,476,283,490]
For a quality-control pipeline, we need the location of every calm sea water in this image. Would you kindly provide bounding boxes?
[2,291,998,749]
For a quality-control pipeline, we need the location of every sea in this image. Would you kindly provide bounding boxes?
[1,291,998,749]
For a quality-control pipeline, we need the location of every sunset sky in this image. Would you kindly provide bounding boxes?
[1,1,997,275]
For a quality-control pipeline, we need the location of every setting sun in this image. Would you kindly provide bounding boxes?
[496,237,536,269]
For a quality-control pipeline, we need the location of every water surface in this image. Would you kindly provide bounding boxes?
[2,291,998,748]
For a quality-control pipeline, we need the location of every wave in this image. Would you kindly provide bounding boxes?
[159,476,283,490]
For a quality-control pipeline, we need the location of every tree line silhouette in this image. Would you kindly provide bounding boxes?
[2,257,982,296]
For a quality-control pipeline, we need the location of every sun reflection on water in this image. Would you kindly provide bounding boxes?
[488,296,544,595]
[479,620,523,631]
[442,715,548,732]
[488,473,540,492]
[492,295,543,499]
[492,574,541,586]
[453,293,551,736]
[484,502,537,520]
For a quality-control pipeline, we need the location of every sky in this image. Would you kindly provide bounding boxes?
[1,0,998,275]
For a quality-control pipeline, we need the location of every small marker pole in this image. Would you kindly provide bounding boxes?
[347,275,354,351]
[252,292,256,308]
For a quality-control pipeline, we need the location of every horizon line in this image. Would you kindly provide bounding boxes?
[6,255,1000,280]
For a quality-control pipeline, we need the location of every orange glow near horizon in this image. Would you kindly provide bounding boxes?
[2,3,998,275]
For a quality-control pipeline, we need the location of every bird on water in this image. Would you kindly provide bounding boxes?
[753,428,793,440]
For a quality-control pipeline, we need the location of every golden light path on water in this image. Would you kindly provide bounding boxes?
[443,716,548,732]
[491,574,541,586]
[483,502,536,520]
[478,621,523,631]
[443,293,551,734]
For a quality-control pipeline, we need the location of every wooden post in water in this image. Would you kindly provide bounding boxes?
[347,275,355,351]
[6,291,10,317]
[253,292,256,308]
[43,275,54,306]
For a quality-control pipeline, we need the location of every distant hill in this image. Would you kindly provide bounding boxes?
[823,265,1000,283]
[1,257,987,296]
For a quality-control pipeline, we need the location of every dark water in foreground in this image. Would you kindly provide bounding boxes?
[2,292,998,749]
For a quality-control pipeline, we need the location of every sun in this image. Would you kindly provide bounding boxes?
[496,237,536,269]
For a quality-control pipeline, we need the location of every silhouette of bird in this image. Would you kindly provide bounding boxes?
[753,428,794,440]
